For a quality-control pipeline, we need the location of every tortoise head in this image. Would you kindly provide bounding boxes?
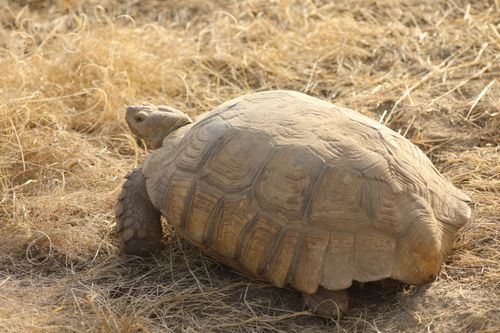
[125,105,192,149]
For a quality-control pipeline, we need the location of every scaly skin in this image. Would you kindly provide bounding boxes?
[302,288,349,320]
[116,168,163,256]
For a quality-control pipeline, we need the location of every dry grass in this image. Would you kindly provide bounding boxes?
[0,0,499,332]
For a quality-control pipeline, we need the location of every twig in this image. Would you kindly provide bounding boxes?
[465,79,495,120]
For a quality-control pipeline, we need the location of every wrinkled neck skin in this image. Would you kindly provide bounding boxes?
[159,122,193,148]
[149,118,188,149]
[156,112,210,148]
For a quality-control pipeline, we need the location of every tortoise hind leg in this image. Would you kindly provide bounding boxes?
[302,287,349,320]
[116,168,163,256]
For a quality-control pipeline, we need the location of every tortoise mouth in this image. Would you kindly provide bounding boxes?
[134,136,145,149]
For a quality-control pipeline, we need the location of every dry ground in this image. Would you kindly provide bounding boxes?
[0,0,499,332]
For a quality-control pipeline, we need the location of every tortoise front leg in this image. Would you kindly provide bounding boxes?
[116,168,163,256]
[302,287,349,320]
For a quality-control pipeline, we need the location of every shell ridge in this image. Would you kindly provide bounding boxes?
[235,212,261,263]
[202,197,225,246]
[262,226,288,278]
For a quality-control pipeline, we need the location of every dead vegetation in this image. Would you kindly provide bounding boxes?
[0,0,499,332]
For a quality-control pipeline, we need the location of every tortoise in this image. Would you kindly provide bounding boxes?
[116,90,471,318]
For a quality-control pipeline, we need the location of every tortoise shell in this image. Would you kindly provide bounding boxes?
[140,90,471,293]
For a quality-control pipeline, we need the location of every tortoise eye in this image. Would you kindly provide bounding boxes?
[135,115,145,123]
